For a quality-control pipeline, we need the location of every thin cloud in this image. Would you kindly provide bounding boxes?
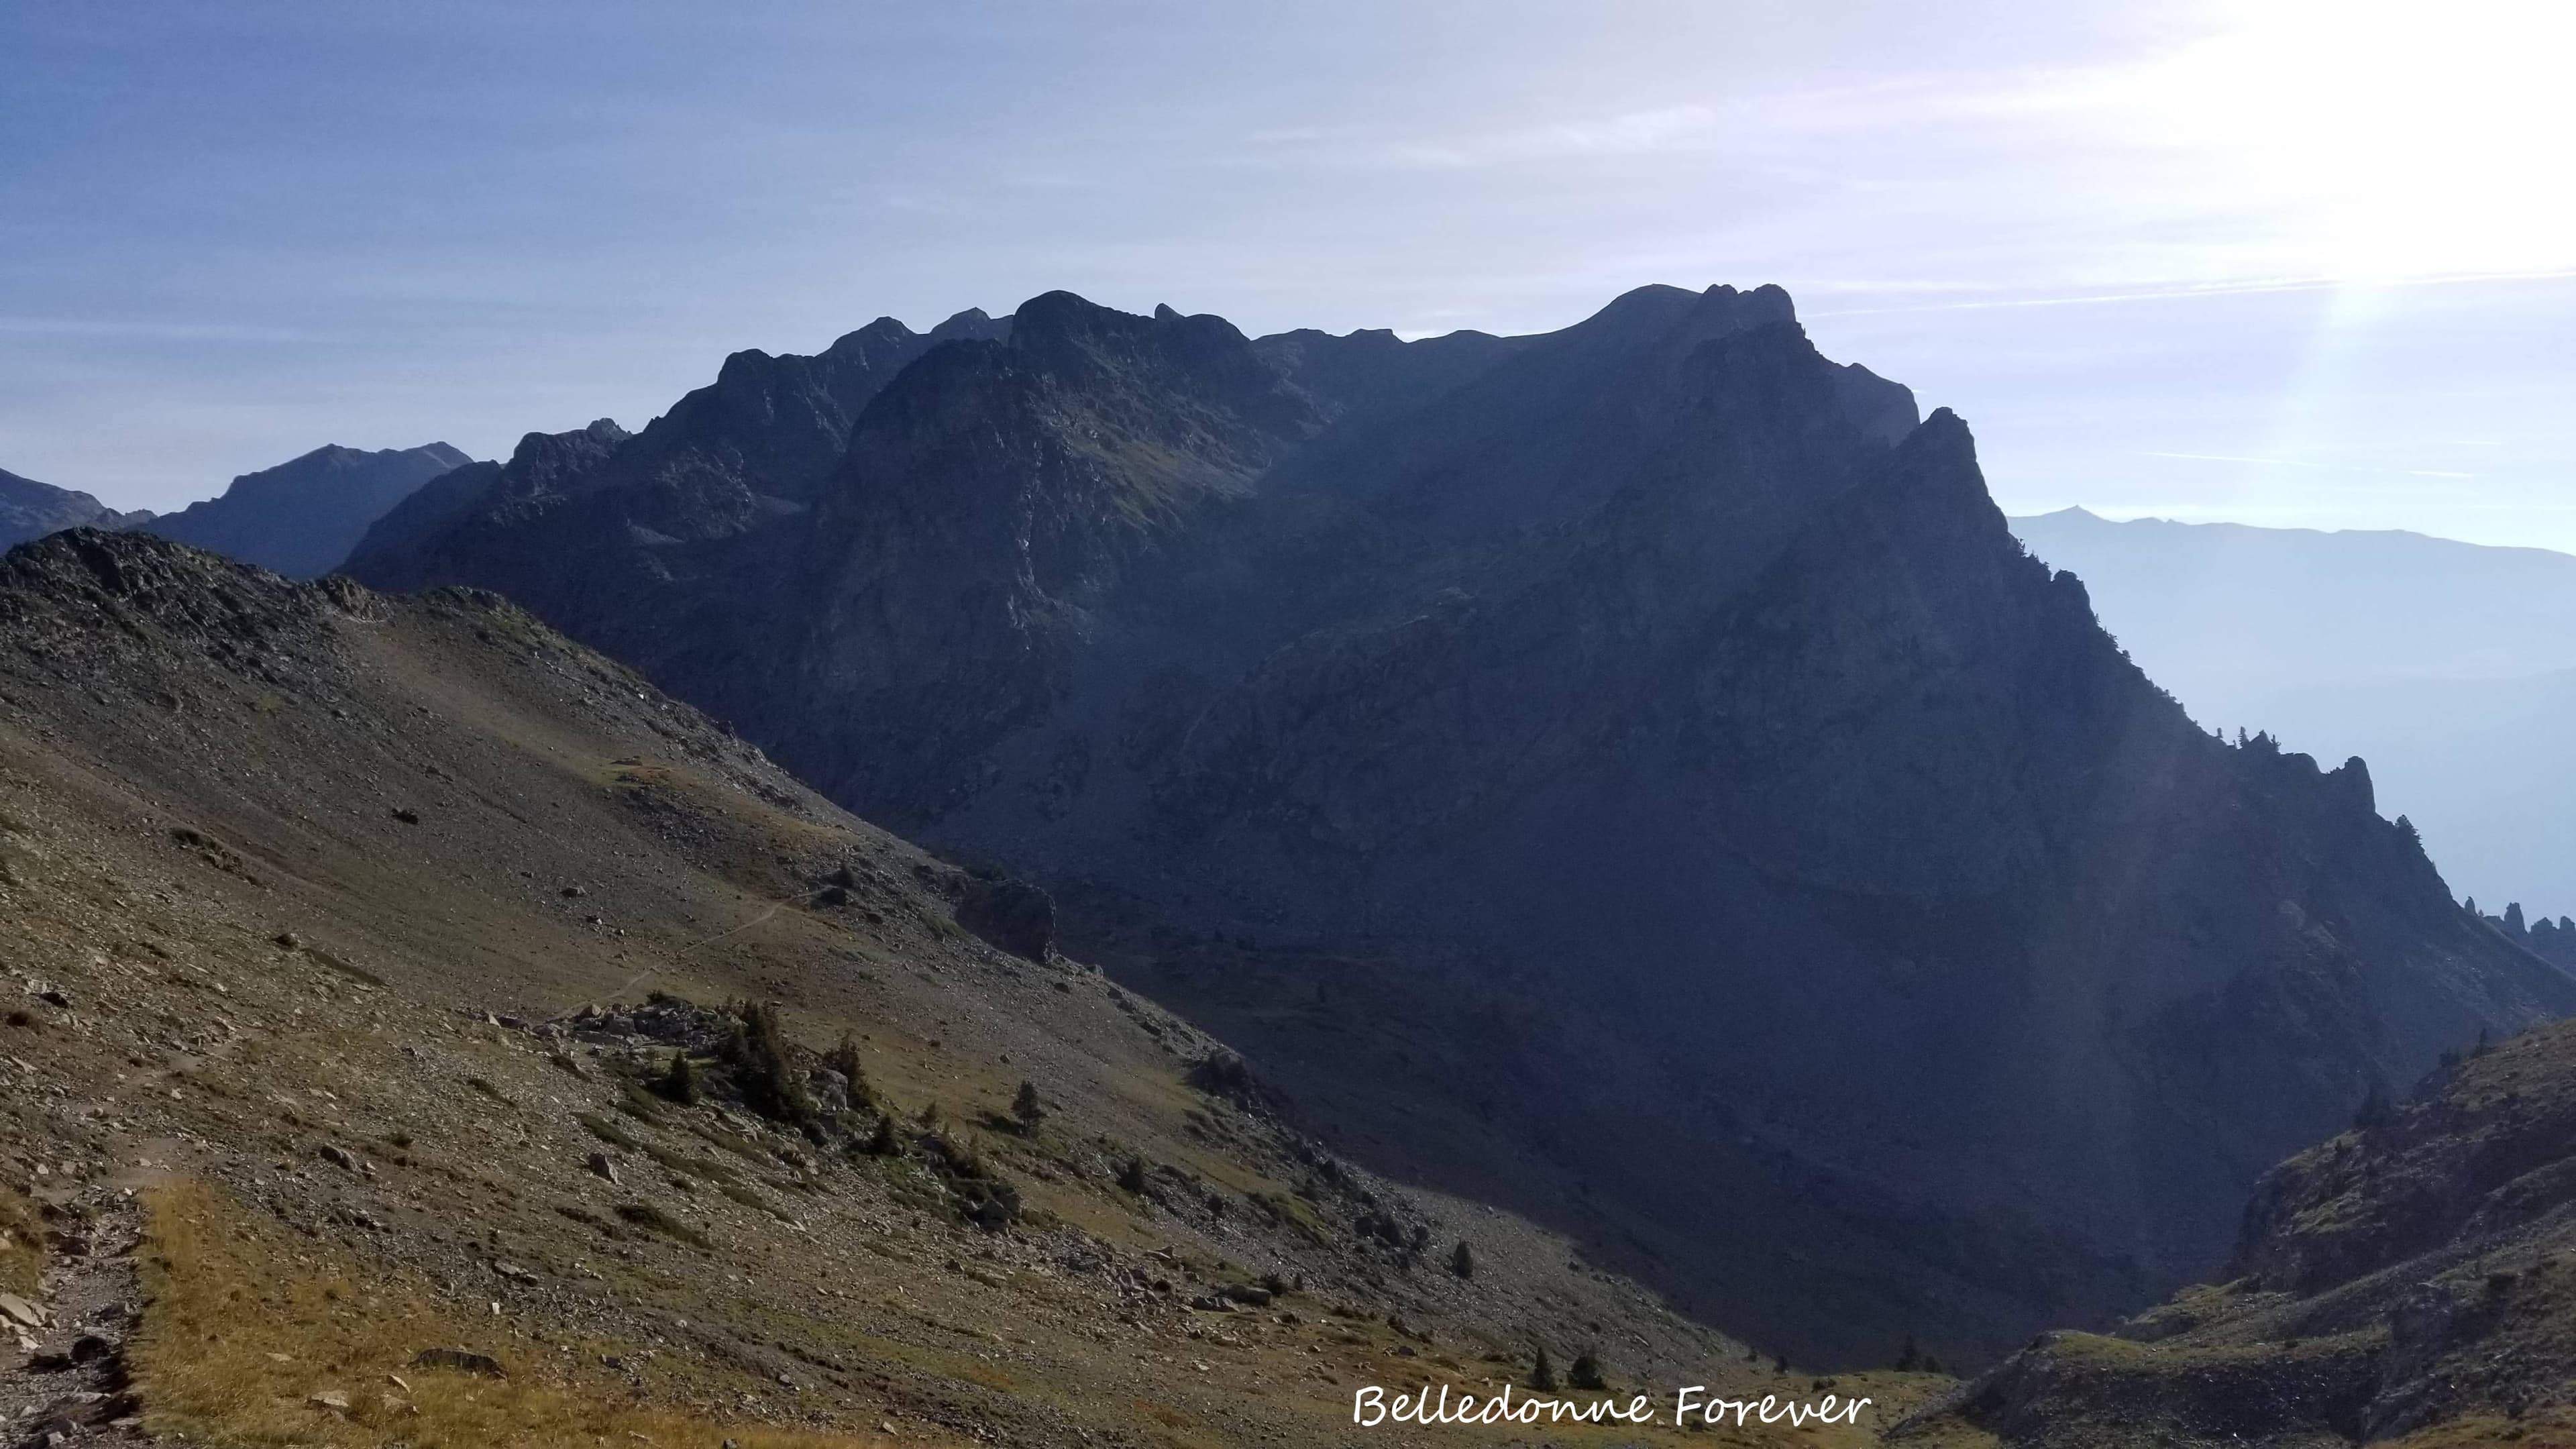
[2144,451,2477,480]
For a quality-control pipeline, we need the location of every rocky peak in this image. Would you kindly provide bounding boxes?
[926,306,1012,344]
[132,441,478,578]
[497,419,629,502]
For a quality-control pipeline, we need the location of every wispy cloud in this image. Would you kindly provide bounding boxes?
[0,316,325,343]
[1805,268,2576,318]
[2144,451,2475,480]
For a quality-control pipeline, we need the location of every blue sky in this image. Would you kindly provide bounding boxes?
[4,1,2571,547]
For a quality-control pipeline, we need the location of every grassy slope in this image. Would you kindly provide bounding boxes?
[1900,1018,2576,1448]
[0,534,1948,1447]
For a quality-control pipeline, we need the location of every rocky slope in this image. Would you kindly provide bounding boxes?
[136,442,472,578]
[0,468,149,550]
[1,529,1955,1449]
[1900,1016,2576,1446]
[343,283,2576,1366]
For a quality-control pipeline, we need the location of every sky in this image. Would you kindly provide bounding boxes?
[4,0,2572,547]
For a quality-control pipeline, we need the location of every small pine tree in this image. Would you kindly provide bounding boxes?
[2355,1081,2395,1132]
[1895,1334,1923,1372]
[657,1050,702,1105]
[1117,1155,1148,1193]
[2473,1026,2495,1057]
[1012,1080,1046,1129]
[722,1000,808,1122]
[1568,1350,1605,1391]
[1530,1345,1557,1391]
[826,1032,867,1103]
[1449,1240,1474,1278]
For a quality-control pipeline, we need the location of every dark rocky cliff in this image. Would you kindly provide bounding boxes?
[347,284,2576,1365]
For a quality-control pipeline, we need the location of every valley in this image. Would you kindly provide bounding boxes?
[0,529,1953,1448]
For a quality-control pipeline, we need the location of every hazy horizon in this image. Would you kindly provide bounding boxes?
[7,1,2573,548]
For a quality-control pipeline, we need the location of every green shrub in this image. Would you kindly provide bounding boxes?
[722,1000,808,1122]
[656,1050,702,1106]
[826,1032,868,1105]
[1568,1350,1605,1391]
[864,1112,900,1157]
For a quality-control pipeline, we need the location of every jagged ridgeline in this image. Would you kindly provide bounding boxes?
[338,282,2576,1366]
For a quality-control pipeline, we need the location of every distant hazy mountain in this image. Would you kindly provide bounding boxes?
[140,442,474,578]
[2245,668,2576,916]
[2010,508,2576,914]
[0,465,152,547]
[2010,508,2576,717]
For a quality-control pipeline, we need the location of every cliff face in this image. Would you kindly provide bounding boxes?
[346,284,2576,1364]
[138,441,472,577]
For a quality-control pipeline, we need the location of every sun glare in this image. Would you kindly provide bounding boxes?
[2134,0,2576,282]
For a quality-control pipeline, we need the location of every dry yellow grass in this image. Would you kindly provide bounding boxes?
[130,1181,933,1449]
[0,1185,40,1297]
[2383,1407,2576,1446]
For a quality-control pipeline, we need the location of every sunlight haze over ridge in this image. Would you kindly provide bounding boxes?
[3,0,2570,546]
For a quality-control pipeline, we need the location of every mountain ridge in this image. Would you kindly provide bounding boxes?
[342,283,2576,1366]
[0,464,153,548]
[135,441,474,578]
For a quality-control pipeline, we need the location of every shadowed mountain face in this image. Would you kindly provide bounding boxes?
[346,284,2576,1366]
[0,465,152,547]
[342,309,1011,631]
[137,441,474,578]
